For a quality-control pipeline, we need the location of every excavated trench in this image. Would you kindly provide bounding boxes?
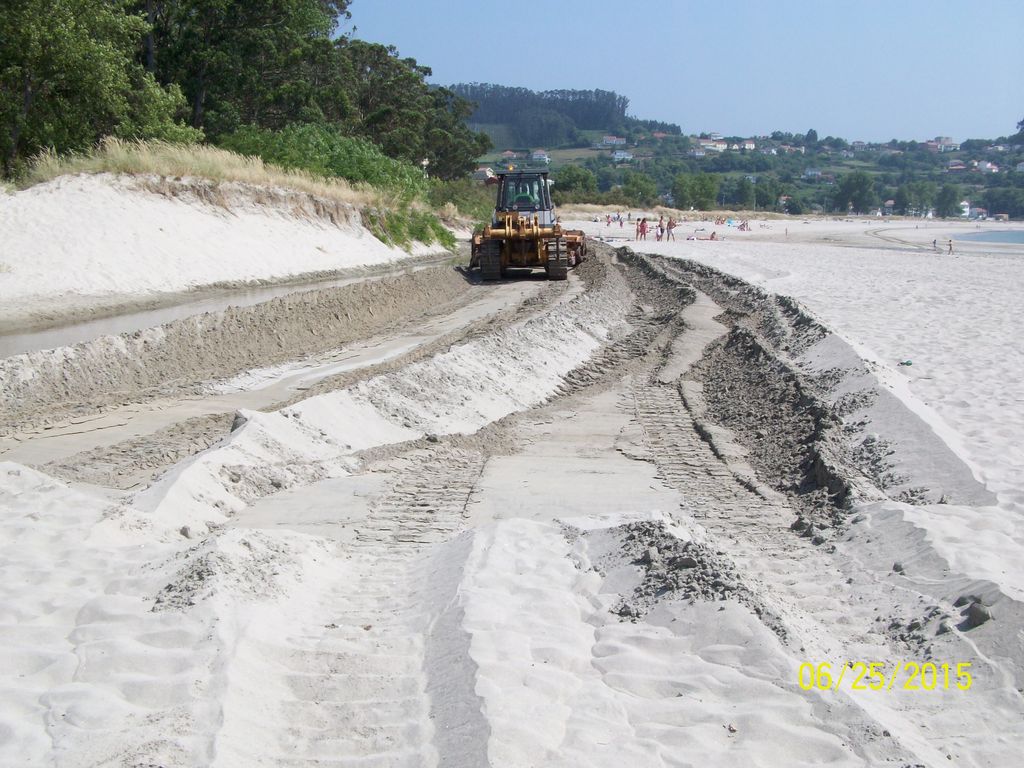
[4,245,867,526]
[612,249,859,529]
[0,262,471,434]
[0,256,575,487]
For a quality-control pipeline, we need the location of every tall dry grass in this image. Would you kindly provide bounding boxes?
[19,138,458,250]
[22,137,390,209]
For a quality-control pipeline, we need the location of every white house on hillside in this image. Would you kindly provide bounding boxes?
[926,136,960,152]
[697,138,727,152]
[612,150,633,162]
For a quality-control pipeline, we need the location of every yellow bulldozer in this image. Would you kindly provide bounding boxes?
[470,170,586,281]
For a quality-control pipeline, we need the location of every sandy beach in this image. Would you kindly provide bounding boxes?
[2,178,1023,766]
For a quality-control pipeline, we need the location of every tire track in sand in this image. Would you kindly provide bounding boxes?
[213,446,486,767]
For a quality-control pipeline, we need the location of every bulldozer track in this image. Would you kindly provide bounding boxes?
[355,447,484,549]
[632,374,777,519]
[555,317,666,395]
[544,238,568,281]
[478,240,502,281]
[219,558,441,767]
[216,446,486,766]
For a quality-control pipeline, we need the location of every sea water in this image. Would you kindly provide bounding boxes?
[958,230,1024,244]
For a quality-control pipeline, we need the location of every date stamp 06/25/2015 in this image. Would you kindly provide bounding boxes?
[797,661,973,693]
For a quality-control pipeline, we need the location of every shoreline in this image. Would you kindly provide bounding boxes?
[569,213,1024,257]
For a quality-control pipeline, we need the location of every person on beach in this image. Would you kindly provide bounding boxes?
[639,218,648,240]
[933,239,938,252]
[948,239,953,254]
[635,218,641,240]
[666,218,676,241]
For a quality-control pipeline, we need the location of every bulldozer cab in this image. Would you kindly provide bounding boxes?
[496,172,552,213]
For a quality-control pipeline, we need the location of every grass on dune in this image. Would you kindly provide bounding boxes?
[19,138,455,250]
[22,137,382,207]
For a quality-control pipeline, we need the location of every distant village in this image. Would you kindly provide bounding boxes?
[474,132,1023,219]
[481,133,1022,173]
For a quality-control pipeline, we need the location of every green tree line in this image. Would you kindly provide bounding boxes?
[552,161,983,217]
[452,82,681,149]
[453,84,630,131]
[1,0,491,182]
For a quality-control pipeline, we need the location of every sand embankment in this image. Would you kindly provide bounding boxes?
[0,174,451,330]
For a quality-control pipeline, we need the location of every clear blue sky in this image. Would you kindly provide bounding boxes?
[343,0,1023,143]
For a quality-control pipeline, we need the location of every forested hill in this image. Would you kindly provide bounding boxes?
[1,2,490,181]
[450,83,680,148]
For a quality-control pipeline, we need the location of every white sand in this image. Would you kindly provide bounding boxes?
[573,215,1024,602]
[3,182,1024,765]
[0,174,443,326]
[459,516,865,767]
[134,262,629,534]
